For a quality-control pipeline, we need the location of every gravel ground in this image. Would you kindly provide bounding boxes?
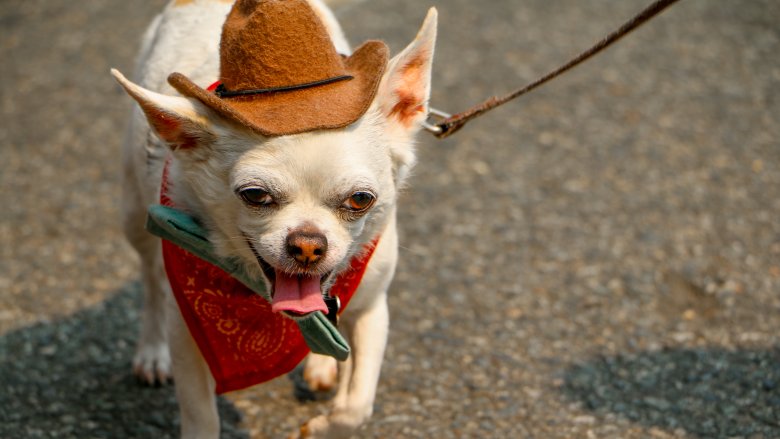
[1,0,779,438]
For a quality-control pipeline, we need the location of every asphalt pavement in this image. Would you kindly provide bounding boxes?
[1,0,779,437]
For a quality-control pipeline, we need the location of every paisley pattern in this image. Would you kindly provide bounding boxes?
[160,160,377,394]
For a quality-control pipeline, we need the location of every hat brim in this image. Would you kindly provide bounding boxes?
[168,41,389,137]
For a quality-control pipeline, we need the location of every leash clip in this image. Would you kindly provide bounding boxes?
[421,108,452,135]
[325,295,341,327]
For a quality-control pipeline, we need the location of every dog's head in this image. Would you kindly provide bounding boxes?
[113,10,436,318]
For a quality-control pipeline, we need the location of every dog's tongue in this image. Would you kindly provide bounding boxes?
[271,270,328,314]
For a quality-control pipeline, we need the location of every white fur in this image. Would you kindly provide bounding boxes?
[113,1,436,437]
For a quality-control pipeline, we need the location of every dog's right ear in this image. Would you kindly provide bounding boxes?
[111,69,214,151]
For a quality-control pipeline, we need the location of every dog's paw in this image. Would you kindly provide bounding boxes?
[132,342,172,386]
[291,407,372,439]
[303,353,338,392]
[289,414,328,439]
[289,355,337,402]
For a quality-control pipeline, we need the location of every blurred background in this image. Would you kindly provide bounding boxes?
[1,0,778,437]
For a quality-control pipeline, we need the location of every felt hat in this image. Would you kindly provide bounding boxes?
[168,0,389,136]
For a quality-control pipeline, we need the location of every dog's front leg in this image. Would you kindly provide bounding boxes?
[296,295,389,439]
[166,297,220,439]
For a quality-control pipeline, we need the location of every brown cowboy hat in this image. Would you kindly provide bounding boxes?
[168,0,389,137]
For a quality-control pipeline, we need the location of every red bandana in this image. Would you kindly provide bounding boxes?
[160,162,377,394]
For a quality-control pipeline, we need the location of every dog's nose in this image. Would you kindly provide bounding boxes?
[286,229,328,267]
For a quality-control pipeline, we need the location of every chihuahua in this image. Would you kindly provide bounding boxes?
[111,0,436,437]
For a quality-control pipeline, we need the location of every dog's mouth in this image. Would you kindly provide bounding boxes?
[247,238,331,319]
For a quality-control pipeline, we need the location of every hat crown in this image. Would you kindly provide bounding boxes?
[220,0,348,91]
[168,0,389,136]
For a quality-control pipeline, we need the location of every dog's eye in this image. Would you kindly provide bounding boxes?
[342,191,375,212]
[239,188,275,207]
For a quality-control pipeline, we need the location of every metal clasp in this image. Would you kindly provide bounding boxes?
[325,295,341,326]
[422,108,452,135]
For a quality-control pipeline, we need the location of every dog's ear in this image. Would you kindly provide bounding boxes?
[375,7,437,134]
[373,8,436,185]
[111,69,214,151]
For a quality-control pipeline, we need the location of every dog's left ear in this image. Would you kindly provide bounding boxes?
[111,68,215,152]
[375,7,437,135]
[374,8,436,184]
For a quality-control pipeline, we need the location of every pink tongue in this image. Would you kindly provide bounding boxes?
[271,270,327,314]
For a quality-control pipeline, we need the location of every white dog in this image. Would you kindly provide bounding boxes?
[111,0,436,437]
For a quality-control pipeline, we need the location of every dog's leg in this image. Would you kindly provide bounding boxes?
[167,296,220,439]
[296,298,389,439]
[331,348,353,408]
[336,299,389,421]
[133,240,173,385]
[122,153,173,385]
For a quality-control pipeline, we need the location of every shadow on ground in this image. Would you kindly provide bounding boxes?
[563,347,780,438]
[0,284,247,438]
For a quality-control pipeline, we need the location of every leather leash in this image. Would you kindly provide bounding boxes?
[423,0,682,139]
